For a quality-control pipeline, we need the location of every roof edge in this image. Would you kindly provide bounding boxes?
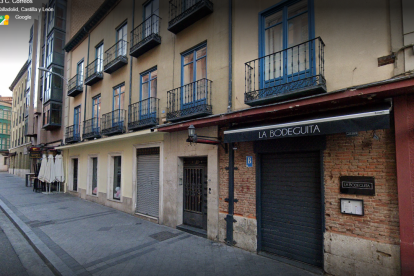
[9,60,29,91]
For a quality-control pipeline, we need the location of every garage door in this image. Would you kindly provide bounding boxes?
[136,148,160,218]
[261,151,323,267]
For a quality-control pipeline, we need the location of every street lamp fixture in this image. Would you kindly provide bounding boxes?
[38,67,68,84]
[186,125,227,153]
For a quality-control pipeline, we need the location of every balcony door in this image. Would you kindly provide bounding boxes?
[144,0,159,38]
[77,60,84,86]
[73,105,81,139]
[96,44,104,72]
[116,23,127,56]
[113,84,125,128]
[261,0,313,88]
[181,44,207,109]
[92,95,101,133]
[140,68,157,120]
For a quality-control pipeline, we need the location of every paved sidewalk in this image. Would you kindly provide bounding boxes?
[0,173,318,276]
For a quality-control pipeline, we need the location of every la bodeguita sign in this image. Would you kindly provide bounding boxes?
[340,176,375,196]
[223,111,390,143]
[258,124,320,139]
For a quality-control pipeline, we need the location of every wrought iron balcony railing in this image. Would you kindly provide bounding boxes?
[85,58,104,86]
[65,124,81,144]
[101,109,126,136]
[168,0,213,34]
[104,40,128,74]
[167,78,212,122]
[130,15,161,58]
[83,118,101,140]
[128,97,159,131]
[67,74,83,97]
[244,37,326,106]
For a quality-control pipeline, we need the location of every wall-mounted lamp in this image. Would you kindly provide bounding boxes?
[187,125,228,153]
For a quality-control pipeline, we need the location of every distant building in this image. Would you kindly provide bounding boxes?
[0,98,11,172]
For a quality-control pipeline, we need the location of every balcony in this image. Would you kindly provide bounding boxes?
[244,37,326,106]
[67,74,83,97]
[103,40,128,74]
[130,15,161,58]
[42,102,61,130]
[83,118,101,140]
[65,125,81,144]
[128,98,159,131]
[168,0,213,34]
[167,78,212,122]
[101,109,126,136]
[85,58,104,86]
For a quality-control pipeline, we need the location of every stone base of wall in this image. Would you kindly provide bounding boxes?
[71,188,133,214]
[9,169,30,178]
[324,232,401,276]
[218,212,257,252]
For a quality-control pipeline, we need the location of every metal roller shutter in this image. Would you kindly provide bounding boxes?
[136,153,160,218]
[261,151,323,267]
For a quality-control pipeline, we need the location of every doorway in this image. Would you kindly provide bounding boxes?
[183,157,207,230]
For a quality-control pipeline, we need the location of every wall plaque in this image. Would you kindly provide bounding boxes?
[341,198,364,216]
[340,176,375,195]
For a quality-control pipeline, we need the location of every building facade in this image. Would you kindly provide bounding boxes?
[0,97,11,172]
[9,60,31,177]
[54,0,414,275]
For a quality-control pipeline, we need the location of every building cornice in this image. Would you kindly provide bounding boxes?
[9,61,29,91]
[63,0,121,52]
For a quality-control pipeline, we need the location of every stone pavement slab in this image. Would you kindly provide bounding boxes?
[0,173,319,276]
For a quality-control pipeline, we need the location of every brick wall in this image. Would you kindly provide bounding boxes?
[324,129,400,245]
[69,0,105,39]
[219,129,256,219]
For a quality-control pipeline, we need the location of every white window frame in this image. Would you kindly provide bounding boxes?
[68,156,80,192]
[87,154,99,197]
[107,152,123,202]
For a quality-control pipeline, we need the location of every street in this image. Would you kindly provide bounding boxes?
[0,173,317,276]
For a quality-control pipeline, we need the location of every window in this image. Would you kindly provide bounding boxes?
[92,95,101,131]
[181,44,207,105]
[144,0,159,37]
[73,105,81,138]
[72,158,78,191]
[141,68,157,100]
[260,0,312,81]
[113,84,125,111]
[91,157,98,195]
[96,43,104,72]
[140,68,157,119]
[113,156,121,200]
[47,2,55,33]
[116,23,128,56]
[77,60,84,86]
[46,33,54,67]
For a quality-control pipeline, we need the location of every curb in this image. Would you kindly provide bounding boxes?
[0,198,75,276]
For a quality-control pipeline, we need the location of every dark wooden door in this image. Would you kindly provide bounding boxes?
[183,158,207,230]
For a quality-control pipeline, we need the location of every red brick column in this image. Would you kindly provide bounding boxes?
[394,95,414,276]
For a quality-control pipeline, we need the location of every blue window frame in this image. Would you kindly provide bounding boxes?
[73,105,81,138]
[259,0,314,88]
[140,67,157,120]
[92,95,101,132]
[143,0,159,38]
[112,84,125,127]
[181,43,207,108]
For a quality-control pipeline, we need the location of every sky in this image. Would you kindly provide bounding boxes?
[0,0,48,97]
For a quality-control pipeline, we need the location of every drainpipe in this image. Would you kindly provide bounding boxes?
[83,28,90,124]
[227,0,232,113]
[129,0,135,107]
[225,142,236,245]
